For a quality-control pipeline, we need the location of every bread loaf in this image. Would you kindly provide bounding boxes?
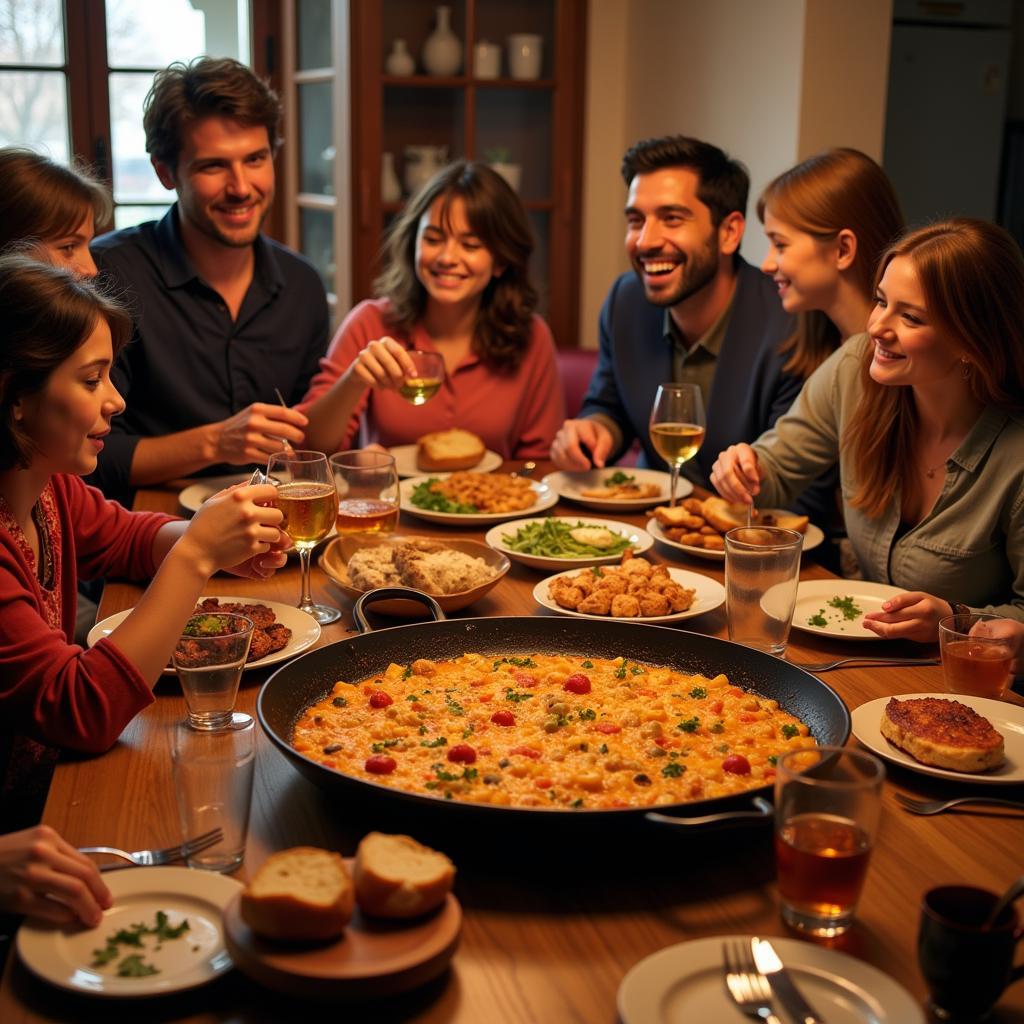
[354,832,455,919]
[240,847,354,941]
[417,429,485,472]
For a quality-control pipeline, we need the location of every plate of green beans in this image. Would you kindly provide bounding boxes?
[484,516,654,570]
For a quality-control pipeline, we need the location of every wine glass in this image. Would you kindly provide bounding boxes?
[648,383,706,507]
[267,450,341,625]
[329,450,401,535]
[399,350,445,405]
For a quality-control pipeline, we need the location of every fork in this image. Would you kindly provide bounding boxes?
[78,827,224,868]
[789,656,940,672]
[723,939,784,1024]
[893,793,1024,816]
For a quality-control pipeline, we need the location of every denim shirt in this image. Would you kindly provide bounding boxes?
[752,334,1024,620]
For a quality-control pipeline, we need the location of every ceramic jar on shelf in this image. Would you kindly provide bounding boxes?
[381,152,402,203]
[385,38,415,76]
[508,33,543,80]
[422,5,461,76]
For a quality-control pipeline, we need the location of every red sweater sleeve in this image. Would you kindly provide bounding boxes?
[0,476,173,755]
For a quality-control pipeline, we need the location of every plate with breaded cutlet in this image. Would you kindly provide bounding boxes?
[852,693,1024,783]
[88,597,321,674]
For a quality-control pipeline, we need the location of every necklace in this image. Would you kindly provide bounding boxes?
[924,462,945,480]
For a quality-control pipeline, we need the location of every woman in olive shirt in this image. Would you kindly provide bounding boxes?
[711,219,1024,642]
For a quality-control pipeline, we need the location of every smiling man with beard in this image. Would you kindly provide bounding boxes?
[88,58,328,503]
[552,136,823,517]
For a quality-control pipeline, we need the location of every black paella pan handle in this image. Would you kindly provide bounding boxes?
[644,796,773,829]
[353,588,446,632]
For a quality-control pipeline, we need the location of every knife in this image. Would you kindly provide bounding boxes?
[752,936,825,1024]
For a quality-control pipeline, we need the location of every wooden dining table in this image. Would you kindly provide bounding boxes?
[2,462,1022,1023]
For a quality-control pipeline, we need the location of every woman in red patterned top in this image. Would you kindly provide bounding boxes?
[0,256,287,823]
[300,161,564,458]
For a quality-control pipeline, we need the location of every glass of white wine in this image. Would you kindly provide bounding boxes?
[649,383,706,507]
[399,350,445,405]
[267,450,340,624]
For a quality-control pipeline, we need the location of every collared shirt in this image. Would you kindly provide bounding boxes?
[753,334,1024,619]
[88,206,329,498]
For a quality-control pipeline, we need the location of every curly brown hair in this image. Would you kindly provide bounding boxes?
[143,57,282,170]
[0,255,131,471]
[373,161,538,373]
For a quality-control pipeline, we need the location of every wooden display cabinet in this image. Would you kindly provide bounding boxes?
[350,0,587,347]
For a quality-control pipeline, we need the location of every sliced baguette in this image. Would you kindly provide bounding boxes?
[417,429,485,471]
[699,497,750,534]
[240,846,354,941]
[354,832,455,919]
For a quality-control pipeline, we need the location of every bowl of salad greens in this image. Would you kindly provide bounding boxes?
[484,516,654,570]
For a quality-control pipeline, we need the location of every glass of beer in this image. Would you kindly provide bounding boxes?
[400,350,445,405]
[939,612,1014,699]
[774,746,885,937]
[267,450,340,624]
[172,613,253,731]
[329,449,401,535]
[648,383,705,506]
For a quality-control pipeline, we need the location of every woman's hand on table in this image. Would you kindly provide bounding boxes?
[709,443,761,505]
[862,592,952,643]
[0,825,111,927]
[343,337,418,393]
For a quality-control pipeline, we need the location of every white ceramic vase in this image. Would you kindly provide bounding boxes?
[404,145,449,196]
[385,38,415,76]
[381,152,402,203]
[422,5,461,76]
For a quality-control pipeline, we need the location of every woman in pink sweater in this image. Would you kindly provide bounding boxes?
[301,161,564,458]
[0,257,287,827]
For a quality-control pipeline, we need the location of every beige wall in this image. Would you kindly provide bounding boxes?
[578,0,893,348]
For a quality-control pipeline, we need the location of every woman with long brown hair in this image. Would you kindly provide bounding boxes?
[710,218,1024,642]
[300,161,564,458]
[758,148,904,378]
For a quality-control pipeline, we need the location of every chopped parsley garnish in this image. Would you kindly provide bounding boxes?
[709,721,725,734]
[808,610,828,627]
[462,724,475,739]
[406,694,419,702]
[421,736,448,748]
[505,688,535,703]
[630,665,645,675]
[689,686,707,699]
[767,755,778,766]
[614,659,629,679]
[581,660,594,669]
[578,708,597,721]
[331,695,347,707]
[445,695,465,716]
[117,955,159,978]
[661,762,687,778]
[781,724,800,739]
[90,911,189,976]
[676,716,700,734]
[401,665,413,680]
[492,656,537,670]
[605,471,635,485]
[828,595,862,620]
[598,743,609,754]
[371,739,400,752]
[571,798,585,808]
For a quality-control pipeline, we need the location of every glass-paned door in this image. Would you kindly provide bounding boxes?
[0,0,70,159]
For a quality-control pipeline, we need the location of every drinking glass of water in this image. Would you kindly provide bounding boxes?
[172,612,253,731]
[648,383,705,507]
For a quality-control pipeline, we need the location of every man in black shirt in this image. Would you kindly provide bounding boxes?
[89,57,328,500]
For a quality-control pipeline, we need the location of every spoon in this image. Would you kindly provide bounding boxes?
[984,873,1024,929]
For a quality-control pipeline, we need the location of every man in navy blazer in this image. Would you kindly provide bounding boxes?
[552,135,831,524]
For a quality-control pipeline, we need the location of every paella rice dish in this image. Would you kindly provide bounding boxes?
[291,652,816,809]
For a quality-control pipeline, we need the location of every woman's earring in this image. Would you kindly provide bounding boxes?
[961,358,971,379]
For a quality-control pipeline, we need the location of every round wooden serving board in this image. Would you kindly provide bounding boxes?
[223,879,461,1000]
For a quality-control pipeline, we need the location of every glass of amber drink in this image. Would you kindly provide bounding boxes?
[399,350,445,405]
[774,746,884,937]
[329,450,401,535]
[939,613,1014,699]
[267,450,340,624]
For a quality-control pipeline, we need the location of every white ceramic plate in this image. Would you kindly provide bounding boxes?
[17,866,242,997]
[852,693,1024,785]
[400,474,558,525]
[178,474,251,514]
[533,565,725,623]
[618,934,923,1024]
[791,580,906,640]
[87,597,321,675]
[388,443,502,478]
[647,516,825,563]
[542,468,688,511]
[485,516,654,571]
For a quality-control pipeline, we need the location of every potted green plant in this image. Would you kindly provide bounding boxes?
[484,146,521,193]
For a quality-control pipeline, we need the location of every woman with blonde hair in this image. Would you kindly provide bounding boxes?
[0,147,108,276]
[711,218,1024,642]
[758,148,904,378]
[300,161,564,458]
